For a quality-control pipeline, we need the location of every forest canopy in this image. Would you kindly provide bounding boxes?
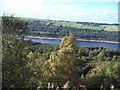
[1,15,120,89]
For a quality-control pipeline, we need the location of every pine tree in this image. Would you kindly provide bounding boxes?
[43,34,79,87]
[2,15,29,88]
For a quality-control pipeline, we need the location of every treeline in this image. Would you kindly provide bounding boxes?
[2,15,120,89]
[76,21,119,26]
[26,40,120,88]
[28,20,119,41]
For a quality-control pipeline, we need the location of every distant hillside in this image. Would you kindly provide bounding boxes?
[28,18,119,42]
[0,17,2,32]
[0,17,119,41]
[28,18,118,31]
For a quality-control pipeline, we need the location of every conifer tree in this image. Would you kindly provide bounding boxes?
[43,34,79,87]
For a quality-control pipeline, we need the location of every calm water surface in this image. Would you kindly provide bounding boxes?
[25,38,120,50]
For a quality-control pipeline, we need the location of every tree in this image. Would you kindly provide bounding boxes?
[2,15,28,39]
[2,15,29,88]
[42,34,80,87]
[89,50,94,60]
[26,51,45,88]
[85,61,120,89]
[97,51,106,61]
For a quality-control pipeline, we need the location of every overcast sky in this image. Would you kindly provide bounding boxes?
[0,0,119,23]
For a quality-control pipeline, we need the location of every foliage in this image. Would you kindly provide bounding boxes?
[2,15,28,39]
[85,61,120,89]
[2,15,120,89]
[2,15,29,88]
[28,19,119,41]
[41,34,80,87]
[25,39,120,88]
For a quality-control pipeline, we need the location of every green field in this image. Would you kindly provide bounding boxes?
[0,16,118,32]
[53,21,83,28]
[101,25,118,31]
[52,20,118,31]
[81,25,103,30]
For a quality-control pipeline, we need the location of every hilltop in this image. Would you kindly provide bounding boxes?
[28,18,119,42]
[28,18,118,31]
[0,17,119,41]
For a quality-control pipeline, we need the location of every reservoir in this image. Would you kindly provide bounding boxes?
[25,38,120,50]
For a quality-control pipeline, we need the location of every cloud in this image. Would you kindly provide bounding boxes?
[100,0,119,2]
[0,0,118,23]
[46,0,119,3]
[2,0,49,15]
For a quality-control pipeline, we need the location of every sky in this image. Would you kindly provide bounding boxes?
[0,0,119,23]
